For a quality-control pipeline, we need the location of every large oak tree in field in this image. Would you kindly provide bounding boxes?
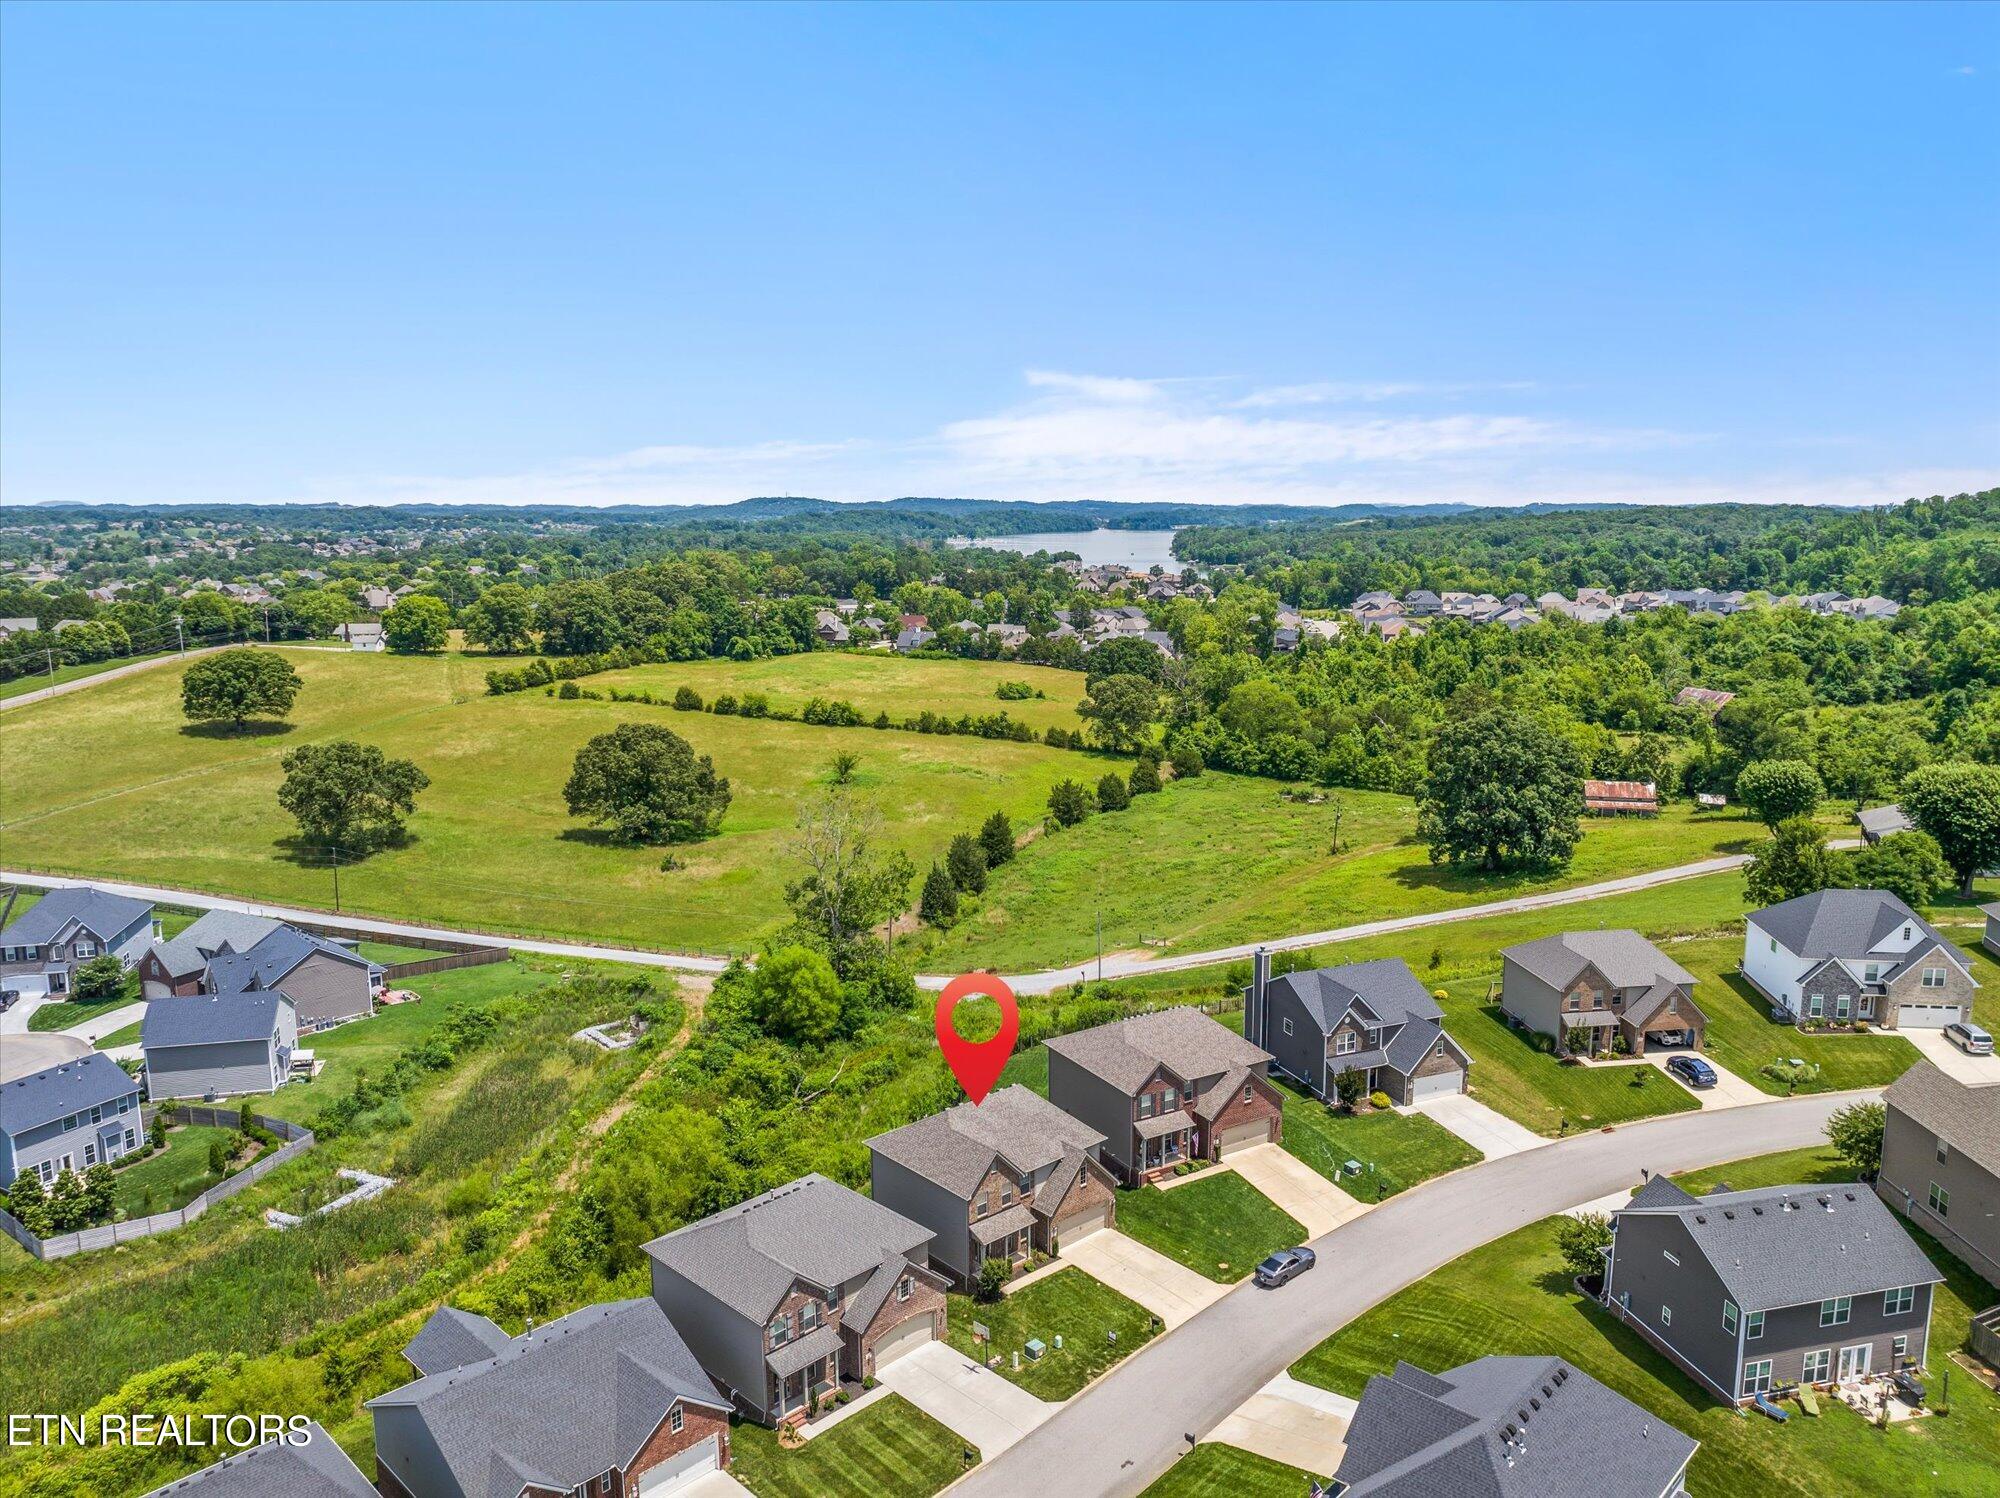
[181,648,302,730]
[277,740,430,851]
[1417,708,1583,872]
[564,722,730,845]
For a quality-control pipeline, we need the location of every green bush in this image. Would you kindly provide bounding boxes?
[672,686,703,711]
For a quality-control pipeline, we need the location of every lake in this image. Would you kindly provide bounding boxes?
[949,528,1184,570]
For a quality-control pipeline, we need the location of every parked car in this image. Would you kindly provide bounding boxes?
[1944,1021,1994,1056]
[1664,1055,1717,1089]
[1254,1247,1316,1288]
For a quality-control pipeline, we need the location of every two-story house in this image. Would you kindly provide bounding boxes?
[1244,952,1470,1105]
[0,1052,144,1187]
[868,1084,1118,1285]
[644,1173,947,1423]
[1743,888,1979,1031]
[1331,1356,1697,1498]
[1878,1060,2000,1288]
[141,990,298,1101]
[138,910,288,997]
[1499,930,1706,1058]
[0,885,155,1000]
[369,1298,734,1498]
[201,924,375,1032]
[1603,1172,1943,1403]
[1045,1006,1283,1182]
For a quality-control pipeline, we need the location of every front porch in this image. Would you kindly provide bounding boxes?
[1131,1113,1194,1182]
[768,1322,845,1424]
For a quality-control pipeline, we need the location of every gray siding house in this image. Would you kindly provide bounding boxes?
[645,1173,948,1423]
[1742,888,1979,1031]
[1332,1356,1697,1498]
[138,1420,374,1498]
[369,1298,734,1498]
[0,1051,144,1186]
[1045,1006,1284,1182]
[1878,1060,2000,1288]
[1244,952,1469,1105]
[0,885,155,999]
[137,910,287,998]
[1604,1173,1942,1403]
[1984,900,2000,959]
[1499,930,1705,1058]
[203,925,373,1032]
[868,1084,1117,1286]
[141,990,298,1101]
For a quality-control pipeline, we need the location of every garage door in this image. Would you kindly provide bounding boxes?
[871,1314,934,1371]
[1052,1202,1112,1245]
[636,1434,719,1494]
[1216,1120,1271,1156]
[1408,1068,1464,1102]
[1897,1004,1962,1030]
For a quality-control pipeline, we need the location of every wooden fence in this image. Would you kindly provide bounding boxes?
[0,1107,314,1261]
[380,946,509,981]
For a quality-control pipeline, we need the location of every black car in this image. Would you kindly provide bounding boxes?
[1254,1246,1316,1288]
[1664,1054,1717,1089]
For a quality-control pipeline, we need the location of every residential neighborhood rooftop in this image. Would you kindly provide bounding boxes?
[1502,930,1695,992]
[401,1305,516,1377]
[868,1085,1104,1196]
[138,1421,374,1498]
[1750,888,1970,977]
[141,990,291,1049]
[1043,1006,1272,1091]
[1884,1061,2000,1178]
[0,1052,137,1136]
[0,884,151,946]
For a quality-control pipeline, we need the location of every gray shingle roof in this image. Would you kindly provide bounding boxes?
[367,1299,726,1495]
[0,1051,139,1136]
[148,911,286,979]
[1749,888,1963,970]
[1616,1177,1942,1310]
[1502,930,1695,993]
[142,991,290,1049]
[1858,805,1915,840]
[403,1306,515,1377]
[1886,1061,2000,1179]
[868,1085,1103,1198]
[1267,958,1444,1036]
[0,885,152,947]
[1333,1357,1698,1498]
[203,925,366,994]
[969,1203,1037,1244]
[766,1321,843,1380]
[139,1421,374,1498]
[1043,1007,1271,1093]
[643,1173,933,1324]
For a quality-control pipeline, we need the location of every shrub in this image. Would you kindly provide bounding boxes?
[975,1257,1012,1303]
[1096,773,1131,812]
[996,680,1035,701]
[920,864,960,927]
[70,954,127,1003]
[1048,780,1094,826]
[1128,755,1162,796]
[1173,745,1204,777]
[1368,1090,1393,1110]
[738,692,770,719]
[979,810,1016,867]
[712,693,739,715]
[672,686,703,711]
[947,833,988,894]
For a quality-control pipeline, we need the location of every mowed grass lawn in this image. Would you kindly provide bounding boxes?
[1272,1082,1479,1198]
[1290,1147,2000,1498]
[1116,1173,1305,1282]
[925,788,1765,973]
[945,1267,1158,1399]
[110,1123,235,1217]
[729,1396,974,1498]
[0,648,1115,954]
[597,652,1088,733]
[1140,1444,1318,1497]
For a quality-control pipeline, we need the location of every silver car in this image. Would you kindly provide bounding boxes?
[1254,1246,1317,1288]
[1945,1021,1993,1056]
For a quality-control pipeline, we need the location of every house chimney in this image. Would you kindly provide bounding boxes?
[1248,947,1271,1047]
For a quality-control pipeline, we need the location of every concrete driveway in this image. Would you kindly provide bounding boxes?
[874,1339,1054,1458]
[1645,1052,1767,1109]
[673,1473,755,1498]
[1401,1091,1543,1159]
[1203,1371,1353,1474]
[1903,1027,2000,1085]
[1062,1230,1227,1328]
[1225,1145,1368,1237]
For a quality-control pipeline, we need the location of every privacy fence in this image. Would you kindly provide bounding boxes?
[0,1106,314,1261]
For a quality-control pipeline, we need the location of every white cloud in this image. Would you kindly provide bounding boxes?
[292,368,1989,511]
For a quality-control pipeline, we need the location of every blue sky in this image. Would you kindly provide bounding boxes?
[3,1,1995,509]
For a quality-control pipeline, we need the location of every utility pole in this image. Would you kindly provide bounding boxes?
[330,845,341,912]
[173,614,186,656]
[1096,907,1103,983]
[45,647,56,684]
[262,605,271,644]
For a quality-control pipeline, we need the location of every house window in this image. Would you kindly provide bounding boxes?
[1835,994,1851,1021]
[1922,968,1947,989]
[1936,1140,1950,1164]
[601,1473,614,1493]
[1929,1182,1950,1217]
[116,1094,132,1114]
[62,1113,78,1132]
[1769,938,1778,953]
[1820,1297,1852,1327]
[1802,1349,1832,1383]
[1884,1286,1916,1316]
[1138,1092,1155,1119]
[1591,993,1605,1009]
[1334,1031,1357,1056]
[89,1105,102,1124]
[1892,1335,1909,1360]
[800,1301,820,1330]
[1281,1017,1293,1036]
[1660,1305,1672,1327]
[1242,1085,1253,1103]
[36,1161,54,1185]
[1902,925,1912,940]
[1181,1082,1194,1103]
[1742,1360,1774,1397]
[1722,1300,1738,1335]
[1807,994,1824,1018]
[897,1276,913,1302]
[123,1129,136,1152]
[74,941,97,958]
[668,1406,684,1435]
[1745,1310,1765,1340]
[974,1197,987,1217]
[1864,963,1881,983]
[1000,1188,1014,1206]
[1364,1027,1381,1047]
[769,1313,793,1349]
[83,1143,96,1166]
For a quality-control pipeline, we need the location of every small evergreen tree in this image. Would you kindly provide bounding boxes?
[920,864,959,926]
[946,833,988,894]
[1128,754,1163,796]
[1097,772,1131,812]
[673,686,703,711]
[979,810,1016,867]
[1172,745,1204,777]
[1047,780,1094,827]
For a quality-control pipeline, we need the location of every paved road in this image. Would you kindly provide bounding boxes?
[4,853,1748,992]
[959,853,1753,995]
[0,870,729,977]
[0,645,233,711]
[949,1089,1864,1498]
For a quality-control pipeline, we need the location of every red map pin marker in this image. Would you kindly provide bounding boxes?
[935,973,1019,1106]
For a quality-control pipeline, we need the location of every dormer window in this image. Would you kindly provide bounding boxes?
[1902,925,1912,940]
[1364,1027,1381,1047]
